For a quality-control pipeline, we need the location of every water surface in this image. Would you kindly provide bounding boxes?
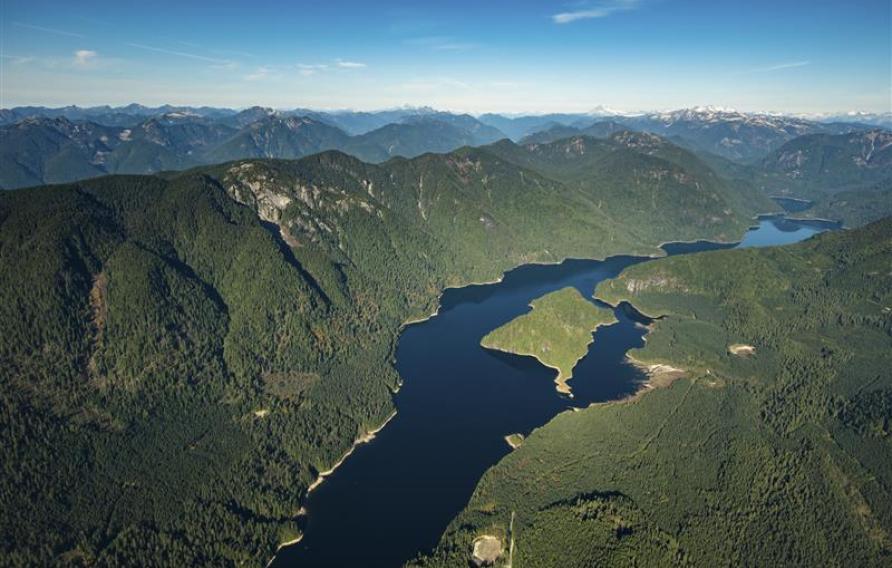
[771,196,814,213]
[273,216,835,567]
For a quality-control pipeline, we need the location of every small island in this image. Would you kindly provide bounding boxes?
[481,287,618,395]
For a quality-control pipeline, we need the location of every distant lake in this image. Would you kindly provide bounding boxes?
[739,215,840,248]
[771,196,814,213]
[271,216,837,567]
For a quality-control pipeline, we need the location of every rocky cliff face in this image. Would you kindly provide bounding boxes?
[220,159,383,251]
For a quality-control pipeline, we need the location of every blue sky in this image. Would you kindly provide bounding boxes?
[1,0,890,113]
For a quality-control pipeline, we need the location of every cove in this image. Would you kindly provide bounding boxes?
[271,216,838,567]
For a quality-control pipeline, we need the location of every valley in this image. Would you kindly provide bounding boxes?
[3,1,890,566]
[413,217,891,567]
[0,127,792,565]
[0,105,888,568]
[276,216,838,567]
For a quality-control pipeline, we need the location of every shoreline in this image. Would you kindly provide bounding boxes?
[624,355,687,400]
[398,275,507,331]
[305,409,398,495]
[481,343,574,396]
[267,211,837,564]
[782,215,844,225]
[403,207,807,333]
[267,409,399,564]
[265,535,304,568]
[769,195,812,203]
[650,206,814,256]
[481,317,618,397]
[581,354,687,409]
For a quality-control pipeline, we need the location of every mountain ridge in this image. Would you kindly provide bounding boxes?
[0,113,508,189]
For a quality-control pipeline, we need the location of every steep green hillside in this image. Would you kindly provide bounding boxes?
[205,115,350,163]
[0,138,790,564]
[761,129,892,197]
[518,120,628,145]
[414,218,892,567]
[0,114,508,190]
[0,174,406,565]
[0,117,111,188]
[618,108,862,162]
[810,178,892,227]
[343,117,500,162]
[481,288,617,395]
[487,133,775,244]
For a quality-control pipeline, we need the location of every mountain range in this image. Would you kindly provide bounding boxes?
[512,107,874,162]
[0,130,792,564]
[3,104,888,190]
[762,128,892,192]
[0,110,506,189]
[414,215,892,568]
[2,95,891,565]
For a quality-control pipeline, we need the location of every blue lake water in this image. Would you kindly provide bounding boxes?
[271,216,838,567]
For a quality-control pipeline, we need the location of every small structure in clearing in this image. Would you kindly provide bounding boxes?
[471,535,503,567]
[504,433,524,449]
[728,344,756,357]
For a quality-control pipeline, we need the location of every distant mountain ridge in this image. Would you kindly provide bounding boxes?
[757,129,892,224]
[519,120,628,144]
[762,128,892,188]
[0,111,507,189]
[2,103,887,189]
[0,130,785,564]
[517,107,876,162]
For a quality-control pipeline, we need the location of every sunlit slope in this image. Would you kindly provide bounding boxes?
[485,133,775,244]
[481,287,617,394]
[414,217,892,567]
[0,175,395,565]
[0,137,790,564]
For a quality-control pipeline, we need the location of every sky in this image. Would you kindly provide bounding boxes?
[1,0,890,114]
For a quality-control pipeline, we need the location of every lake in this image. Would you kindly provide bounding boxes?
[271,216,838,567]
[771,196,814,213]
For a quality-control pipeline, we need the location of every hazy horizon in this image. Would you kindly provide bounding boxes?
[2,0,890,114]
[2,101,889,119]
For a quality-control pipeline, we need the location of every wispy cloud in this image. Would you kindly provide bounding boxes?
[244,66,274,81]
[297,63,328,76]
[752,60,811,73]
[2,50,120,71]
[405,36,479,51]
[126,42,233,65]
[211,48,255,58]
[488,80,522,89]
[73,49,98,67]
[13,22,85,38]
[210,61,239,71]
[336,59,367,69]
[0,54,36,65]
[434,42,477,51]
[552,0,640,23]
[401,76,472,91]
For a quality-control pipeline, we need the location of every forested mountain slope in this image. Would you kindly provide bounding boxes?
[0,174,392,565]
[809,178,892,227]
[517,120,628,145]
[0,133,778,564]
[486,133,775,243]
[756,130,892,227]
[761,129,892,194]
[0,114,506,190]
[413,218,892,567]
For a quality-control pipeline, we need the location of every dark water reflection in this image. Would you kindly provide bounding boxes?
[273,216,835,567]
